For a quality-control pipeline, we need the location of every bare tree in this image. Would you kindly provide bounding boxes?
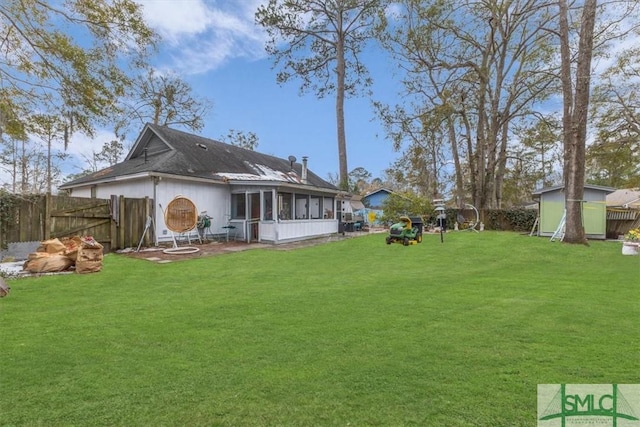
[64,140,127,183]
[220,130,260,151]
[26,115,69,194]
[588,19,640,188]
[256,0,381,190]
[0,132,66,194]
[116,70,213,138]
[376,0,558,209]
[95,140,126,167]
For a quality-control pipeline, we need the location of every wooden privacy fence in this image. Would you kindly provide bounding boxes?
[0,194,154,253]
[606,208,640,239]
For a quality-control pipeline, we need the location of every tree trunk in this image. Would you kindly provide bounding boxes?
[559,0,597,244]
[47,138,52,194]
[20,140,27,195]
[460,111,478,207]
[12,138,17,193]
[336,16,349,190]
[495,121,510,209]
[474,38,492,210]
[447,117,464,206]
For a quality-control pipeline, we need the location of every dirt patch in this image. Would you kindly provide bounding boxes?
[118,232,374,263]
[120,240,258,262]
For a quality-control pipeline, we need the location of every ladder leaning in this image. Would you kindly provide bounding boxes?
[550,210,566,242]
[529,216,539,237]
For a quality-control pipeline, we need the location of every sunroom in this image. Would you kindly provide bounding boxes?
[228,186,338,244]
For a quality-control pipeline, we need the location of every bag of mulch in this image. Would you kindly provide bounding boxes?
[61,236,82,262]
[75,260,103,274]
[23,252,74,273]
[77,236,103,262]
[37,238,66,254]
[76,236,104,274]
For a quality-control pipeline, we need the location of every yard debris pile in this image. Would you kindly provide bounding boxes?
[75,237,104,273]
[23,237,103,274]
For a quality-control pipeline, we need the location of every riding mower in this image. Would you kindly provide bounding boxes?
[385,216,423,246]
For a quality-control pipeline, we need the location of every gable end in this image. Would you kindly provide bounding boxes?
[129,134,172,160]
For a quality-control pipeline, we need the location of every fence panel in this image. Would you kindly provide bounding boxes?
[0,194,154,253]
[120,196,154,249]
[49,195,114,251]
[0,197,46,246]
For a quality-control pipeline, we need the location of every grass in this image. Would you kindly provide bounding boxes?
[1,232,638,426]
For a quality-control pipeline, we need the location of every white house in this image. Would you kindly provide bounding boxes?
[60,124,344,244]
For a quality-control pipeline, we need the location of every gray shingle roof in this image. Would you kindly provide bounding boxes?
[60,124,338,191]
[606,188,640,208]
[531,184,616,195]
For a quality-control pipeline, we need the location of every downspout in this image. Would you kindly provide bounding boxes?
[153,175,159,246]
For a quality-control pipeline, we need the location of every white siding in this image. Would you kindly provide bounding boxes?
[260,221,276,242]
[273,219,337,243]
[68,176,341,245]
[70,187,92,198]
[157,179,230,242]
[95,179,154,199]
[71,177,231,245]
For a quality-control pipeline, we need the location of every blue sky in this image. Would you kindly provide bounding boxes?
[65,0,402,183]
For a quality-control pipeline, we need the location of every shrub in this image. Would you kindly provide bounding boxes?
[485,208,537,231]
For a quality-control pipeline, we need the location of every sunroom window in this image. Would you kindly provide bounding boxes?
[263,191,273,220]
[278,192,292,220]
[231,193,246,219]
[295,194,309,219]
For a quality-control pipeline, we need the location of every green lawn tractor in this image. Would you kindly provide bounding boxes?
[385,216,423,246]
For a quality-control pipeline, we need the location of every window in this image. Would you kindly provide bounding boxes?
[263,191,273,220]
[309,195,321,219]
[231,193,246,219]
[323,197,334,218]
[295,194,309,219]
[278,192,292,220]
[277,192,334,220]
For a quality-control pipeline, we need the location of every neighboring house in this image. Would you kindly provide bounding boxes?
[531,184,615,240]
[60,123,342,244]
[363,188,393,209]
[358,188,394,225]
[336,194,365,231]
[606,188,640,238]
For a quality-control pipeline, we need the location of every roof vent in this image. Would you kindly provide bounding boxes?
[197,143,208,150]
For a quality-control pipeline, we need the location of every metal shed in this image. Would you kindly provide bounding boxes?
[532,184,615,240]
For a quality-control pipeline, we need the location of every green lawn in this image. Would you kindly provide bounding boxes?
[1,232,638,426]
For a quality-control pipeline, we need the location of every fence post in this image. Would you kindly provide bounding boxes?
[18,199,28,242]
[144,196,152,247]
[119,195,126,249]
[110,205,117,251]
[44,192,52,240]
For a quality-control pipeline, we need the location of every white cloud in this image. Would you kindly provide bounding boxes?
[137,0,268,74]
[136,0,212,42]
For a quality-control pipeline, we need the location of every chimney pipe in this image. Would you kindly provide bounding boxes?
[301,156,308,184]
